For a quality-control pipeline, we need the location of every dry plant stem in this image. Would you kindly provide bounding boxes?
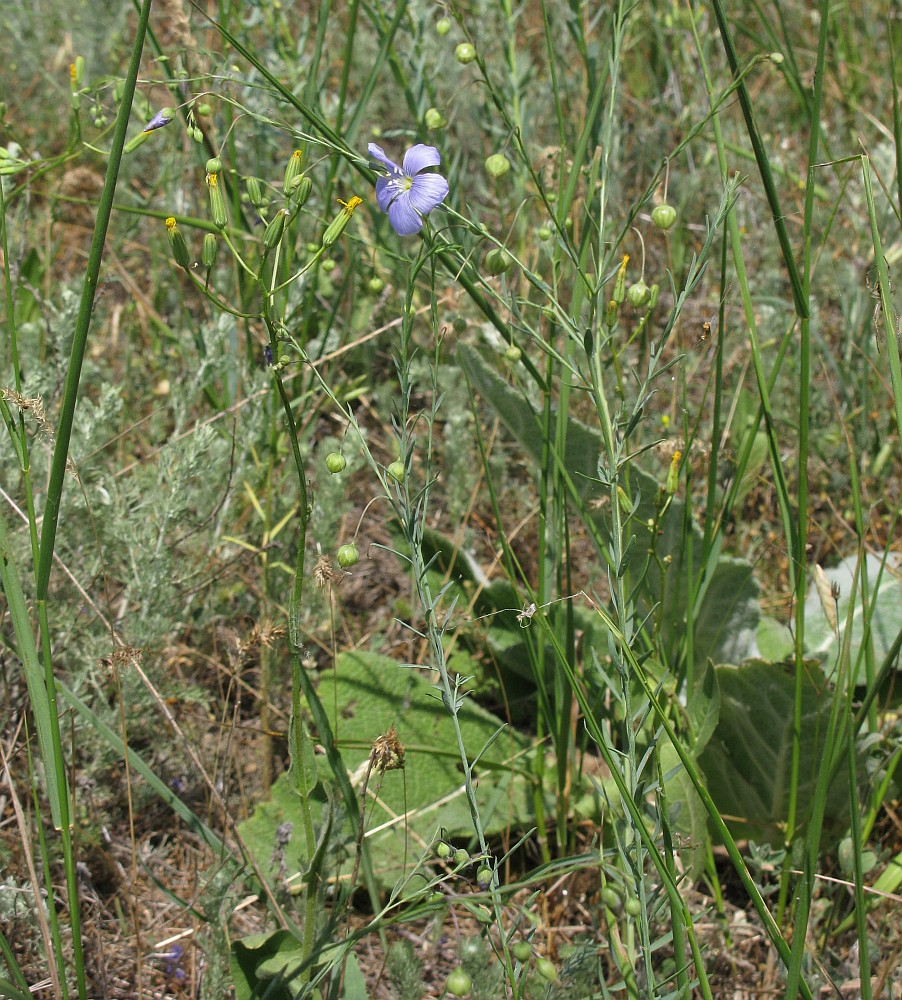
[0,743,60,998]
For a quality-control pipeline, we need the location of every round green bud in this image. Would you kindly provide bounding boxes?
[485,247,513,275]
[769,51,784,64]
[537,226,552,240]
[651,203,677,230]
[476,866,493,887]
[535,958,558,983]
[453,316,467,333]
[436,841,452,859]
[367,276,385,294]
[306,242,319,254]
[322,258,336,273]
[325,453,346,474]
[387,460,406,483]
[455,42,476,64]
[453,848,470,866]
[337,543,359,568]
[279,355,290,366]
[601,886,622,912]
[207,158,223,176]
[425,107,447,129]
[191,127,203,142]
[503,344,521,363]
[512,941,532,963]
[624,896,642,918]
[196,102,213,116]
[446,968,472,996]
[93,116,105,128]
[627,280,650,307]
[436,16,451,36]
[485,153,511,178]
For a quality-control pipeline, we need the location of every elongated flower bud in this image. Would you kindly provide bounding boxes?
[288,173,312,207]
[144,107,174,132]
[165,217,190,269]
[284,149,304,192]
[207,172,227,229]
[202,233,218,268]
[322,196,362,248]
[665,450,681,495]
[263,208,289,251]
[246,175,264,208]
[612,253,629,304]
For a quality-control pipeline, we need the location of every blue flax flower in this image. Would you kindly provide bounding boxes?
[368,142,449,236]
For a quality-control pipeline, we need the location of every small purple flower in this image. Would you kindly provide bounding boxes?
[368,142,449,236]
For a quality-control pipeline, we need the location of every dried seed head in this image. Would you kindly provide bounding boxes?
[370,724,405,772]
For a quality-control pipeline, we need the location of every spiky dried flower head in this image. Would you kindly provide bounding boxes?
[370,724,405,773]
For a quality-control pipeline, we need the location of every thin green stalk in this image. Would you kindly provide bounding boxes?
[781,3,831,970]
[709,0,807,319]
[589,604,809,998]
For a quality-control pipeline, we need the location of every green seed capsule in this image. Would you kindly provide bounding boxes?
[424,107,447,129]
[601,886,622,912]
[446,968,472,996]
[205,156,222,174]
[512,941,532,962]
[455,42,476,63]
[627,280,650,307]
[535,958,558,982]
[325,452,347,474]
[453,848,469,865]
[196,102,212,116]
[436,16,451,35]
[337,543,359,568]
[367,276,385,294]
[503,344,521,363]
[485,247,513,275]
[624,896,642,918]
[202,233,218,268]
[485,153,511,178]
[387,461,405,483]
[651,203,677,230]
[436,841,452,859]
[165,217,190,269]
[263,208,289,251]
[537,226,552,240]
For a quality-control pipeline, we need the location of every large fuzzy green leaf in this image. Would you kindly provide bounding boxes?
[699,659,849,843]
[239,651,533,893]
[803,552,902,684]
